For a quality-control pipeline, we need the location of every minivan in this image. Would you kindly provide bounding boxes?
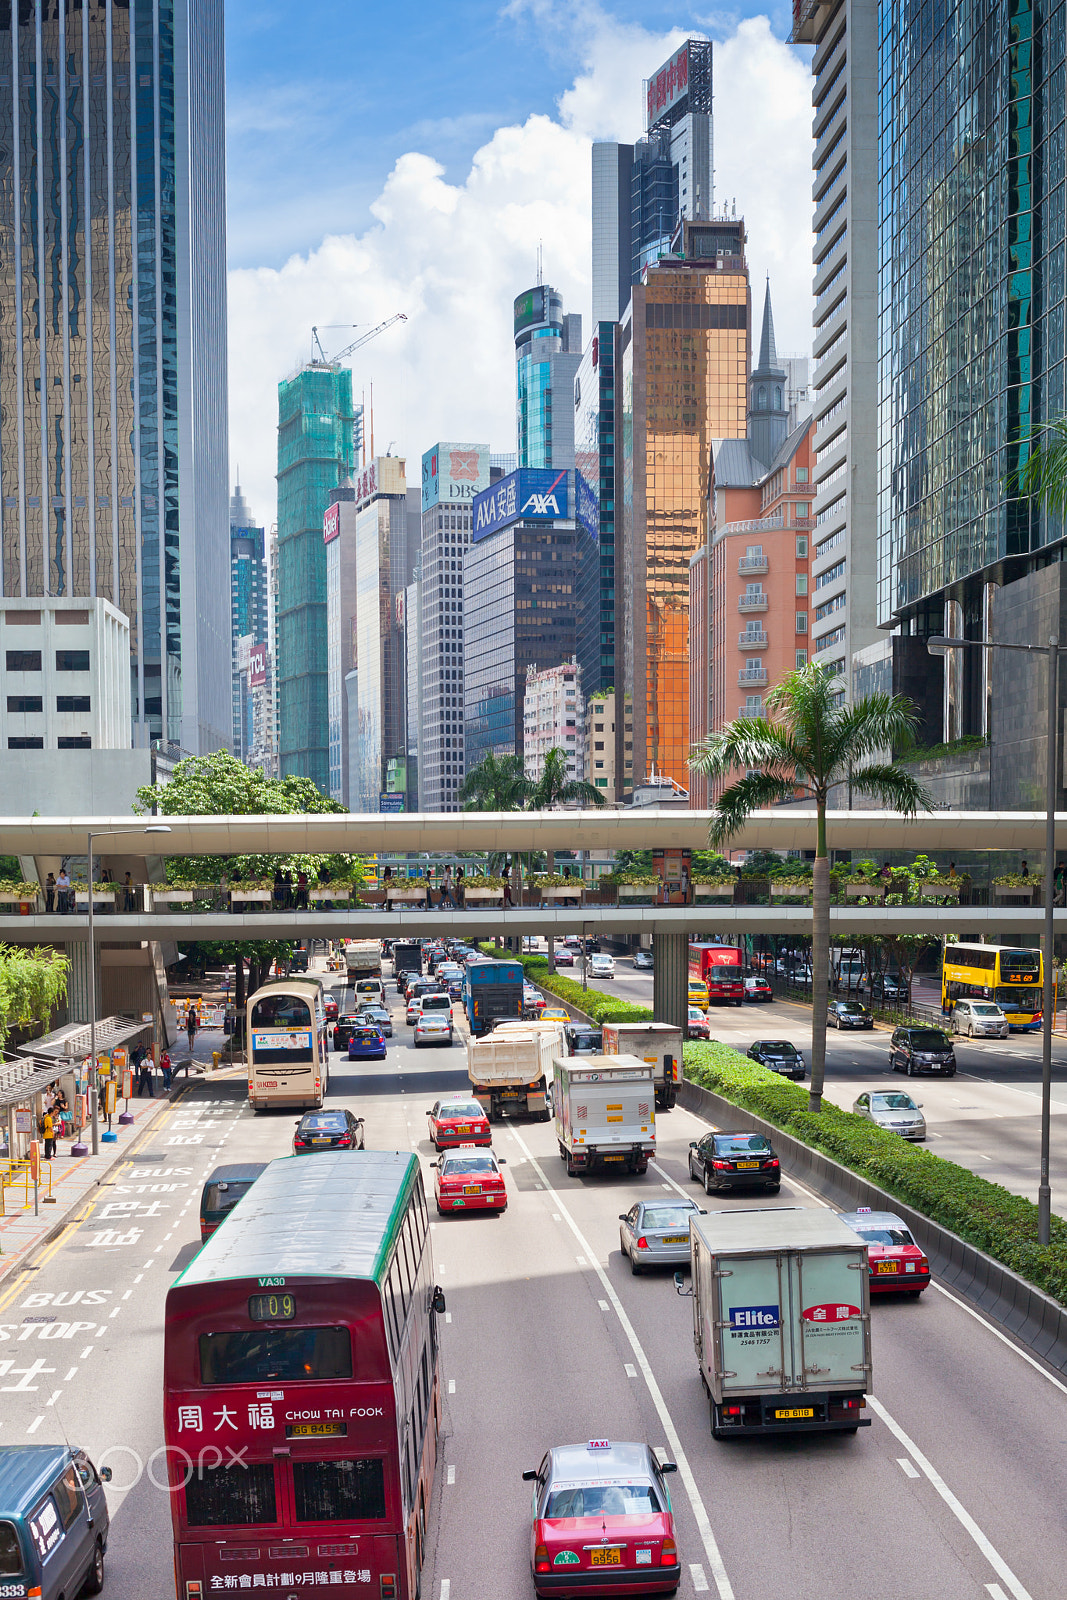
[0,1444,112,1599]
[199,1162,267,1241]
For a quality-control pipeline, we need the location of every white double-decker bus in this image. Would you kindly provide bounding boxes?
[246,979,329,1109]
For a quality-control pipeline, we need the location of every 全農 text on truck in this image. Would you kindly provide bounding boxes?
[600,1020,682,1110]
[554,1054,656,1176]
[683,1206,872,1439]
[467,1029,553,1121]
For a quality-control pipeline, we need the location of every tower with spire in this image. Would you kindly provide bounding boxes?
[748,280,789,471]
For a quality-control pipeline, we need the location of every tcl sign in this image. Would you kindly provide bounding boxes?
[248,644,267,687]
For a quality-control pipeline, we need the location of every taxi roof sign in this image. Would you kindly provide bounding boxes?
[587,1439,611,1451]
[856,1206,872,1213]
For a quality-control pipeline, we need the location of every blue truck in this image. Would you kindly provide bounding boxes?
[463,957,524,1036]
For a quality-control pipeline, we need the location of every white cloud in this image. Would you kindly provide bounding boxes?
[227,12,814,528]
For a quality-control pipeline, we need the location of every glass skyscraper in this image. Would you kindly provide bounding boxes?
[876,0,1066,741]
[0,0,229,753]
[574,323,618,694]
[276,364,358,789]
[514,287,582,469]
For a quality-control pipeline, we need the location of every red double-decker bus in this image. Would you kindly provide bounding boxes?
[688,943,745,1005]
[164,1151,444,1599]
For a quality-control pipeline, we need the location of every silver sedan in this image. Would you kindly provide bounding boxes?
[852,1089,926,1141]
[619,1198,702,1273]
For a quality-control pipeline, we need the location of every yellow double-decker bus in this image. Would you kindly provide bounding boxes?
[942,942,1045,1030]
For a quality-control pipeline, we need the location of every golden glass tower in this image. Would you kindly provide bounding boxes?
[619,220,750,792]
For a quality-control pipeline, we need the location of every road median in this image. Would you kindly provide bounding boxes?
[682,1039,1067,1368]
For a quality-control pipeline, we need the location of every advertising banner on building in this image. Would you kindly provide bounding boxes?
[514,285,548,337]
[422,442,490,512]
[472,469,570,542]
[248,643,268,687]
[646,42,690,127]
[379,793,405,813]
[323,503,341,544]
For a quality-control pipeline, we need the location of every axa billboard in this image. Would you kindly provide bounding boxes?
[421,441,490,512]
[472,469,570,542]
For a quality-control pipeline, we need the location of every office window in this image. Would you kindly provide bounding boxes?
[58,736,92,750]
[6,650,41,672]
[56,650,90,672]
[796,613,808,633]
[796,575,808,596]
[796,650,807,669]
[8,736,43,749]
[746,658,763,672]
[7,695,42,713]
[796,468,808,482]
[795,536,808,557]
[744,695,763,713]
[57,695,91,714]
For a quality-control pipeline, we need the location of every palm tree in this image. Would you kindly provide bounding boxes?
[1020,418,1067,519]
[689,663,933,1112]
[458,751,531,813]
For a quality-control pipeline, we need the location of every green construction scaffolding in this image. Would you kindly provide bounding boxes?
[276,365,358,789]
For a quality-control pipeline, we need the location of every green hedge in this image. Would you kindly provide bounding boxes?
[478,944,654,1026]
[684,1040,1067,1307]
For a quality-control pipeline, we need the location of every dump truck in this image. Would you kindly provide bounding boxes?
[600,1020,683,1110]
[554,1054,656,1176]
[467,1029,553,1121]
[345,940,382,978]
[684,1206,873,1439]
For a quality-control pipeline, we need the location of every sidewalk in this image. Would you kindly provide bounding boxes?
[0,1028,230,1286]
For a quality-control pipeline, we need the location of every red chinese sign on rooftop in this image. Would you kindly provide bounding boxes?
[647,43,689,127]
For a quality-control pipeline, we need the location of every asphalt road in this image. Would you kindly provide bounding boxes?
[3,960,1067,1599]
[573,953,1067,1217]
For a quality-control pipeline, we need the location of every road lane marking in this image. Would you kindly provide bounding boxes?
[650,1160,693,1200]
[80,1346,93,1359]
[897,1457,919,1478]
[929,1281,1067,1397]
[446,1465,455,1485]
[510,1125,735,1600]
[868,1396,1033,1600]
[26,1415,43,1434]
[440,1583,450,1600]
[690,1563,709,1592]
[444,1313,452,1324]
[576,1255,587,1267]
[63,1367,77,1382]
[988,1587,1010,1599]
[598,1299,609,1311]
[447,1379,455,1394]
[624,1363,637,1378]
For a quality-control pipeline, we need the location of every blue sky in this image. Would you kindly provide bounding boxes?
[225,2,812,522]
[226,0,800,267]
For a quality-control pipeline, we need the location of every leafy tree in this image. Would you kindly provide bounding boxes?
[133,749,362,1014]
[0,945,69,1050]
[690,663,934,1112]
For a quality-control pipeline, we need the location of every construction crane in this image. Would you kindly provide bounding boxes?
[311,313,407,366]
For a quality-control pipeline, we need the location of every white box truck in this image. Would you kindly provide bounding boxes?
[467,1030,553,1121]
[554,1054,656,1177]
[600,1020,683,1111]
[345,940,384,1005]
[683,1206,872,1439]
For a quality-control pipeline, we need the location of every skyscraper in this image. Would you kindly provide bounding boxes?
[514,288,582,469]
[792,0,879,694]
[591,39,714,323]
[0,0,230,753]
[351,456,412,811]
[574,324,619,696]
[276,364,358,789]
[229,483,268,762]
[619,218,750,793]
[419,442,491,811]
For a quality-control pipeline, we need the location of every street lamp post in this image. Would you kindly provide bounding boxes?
[928,633,1059,1244]
[85,824,171,1155]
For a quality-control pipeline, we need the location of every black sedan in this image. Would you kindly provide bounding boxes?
[828,999,874,1029]
[689,1130,781,1193]
[331,1012,361,1050]
[747,1039,806,1079]
[293,1108,365,1154]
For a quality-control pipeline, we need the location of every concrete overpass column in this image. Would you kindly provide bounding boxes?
[653,933,687,1031]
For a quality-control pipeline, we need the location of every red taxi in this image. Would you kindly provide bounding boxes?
[323,992,339,1021]
[431,1146,507,1214]
[839,1207,930,1294]
[523,1440,680,1597]
[426,1096,491,1150]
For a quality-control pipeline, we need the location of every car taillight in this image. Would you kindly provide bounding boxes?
[767,1158,780,1167]
[636,1236,649,1249]
[660,1537,677,1566]
[380,1576,397,1599]
[294,1137,309,1147]
[337,1137,351,1147]
[535,1543,550,1573]
[919,1256,929,1271]
[712,1160,729,1170]
[724,1404,741,1416]
[185,1584,203,1599]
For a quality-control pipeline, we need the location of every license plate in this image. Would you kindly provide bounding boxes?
[876,1261,899,1273]
[661,1235,689,1244]
[736,1160,759,1169]
[590,1549,622,1566]
[463,1185,481,1195]
[286,1421,346,1437]
[775,1408,814,1419]
[456,1125,470,1133]
[312,1137,331,1144]
[602,1154,625,1163]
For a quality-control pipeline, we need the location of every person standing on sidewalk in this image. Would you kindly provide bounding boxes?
[41,1108,56,1161]
[186,1006,198,1054]
[160,1048,172,1091]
